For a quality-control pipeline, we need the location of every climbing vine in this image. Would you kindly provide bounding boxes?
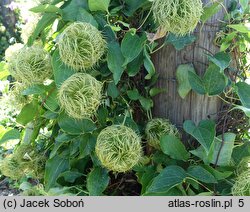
[0,0,249,196]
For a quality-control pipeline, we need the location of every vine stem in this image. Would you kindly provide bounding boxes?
[137,7,153,31]
[216,95,237,107]
[122,110,129,126]
[186,177,213,193]
[151,43,165,54]
[214,115,228,167]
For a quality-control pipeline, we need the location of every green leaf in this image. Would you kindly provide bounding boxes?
[207,52,231,71]
[43,111,58,119]
[203,64,227,96]
[22,84,47,95]
[176,64,196,98]
[160,135,190,161]
[76,9,98,28]
[121,32,146,66]
[97,107,108,126]
[189,64,227,96]
[0,129,20,145]
[183,120,216,153]
[79,133,96,158]
[107,81,119,98]
[236,82,250,108]
[149,88,165,97]
[234,106,250,118]
[28,13,57,46]
[41,88,59,112]
[220,42,231,52]
[201,165,232,180]
[127,89,141,100]
[30,4,62,14]
[123,0,148,16]
[0,126,6,138]
[143,46,155,79]
[52,49,75,88]
[87,167,110,196]
[165,33,196,51]
[16,101,40,125]
[190,146,209,164]
[88,0,110,12]
[58,113,96,135]
[49,134,74,159]
[0,62,9,79]
[188,71,206,95]
[45,155,70,191]
[201,2,222,23]
[211,133,236,166]
[228,24,250,33]
[58,171,83,183]
[139,97,153,111]
[62,0,88,21]
[144,187,183,196]
[127,53,144,77]
[136,166,157,195]
[47,187,73,196]
[107,41,125,85]
[187,166,217,183]
[193,133,236,166]
[146,166,186,194]
[0,70,9,80]
[232,141,250,164]
[19,182,32,191]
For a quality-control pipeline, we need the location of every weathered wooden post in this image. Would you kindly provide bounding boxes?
[152,0,229,128]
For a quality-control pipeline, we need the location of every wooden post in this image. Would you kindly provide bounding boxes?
[152,0,229,128]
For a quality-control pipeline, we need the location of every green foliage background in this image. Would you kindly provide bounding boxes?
[0,0,250,196]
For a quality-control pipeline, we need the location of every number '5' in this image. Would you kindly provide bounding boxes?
[238,199,244,207]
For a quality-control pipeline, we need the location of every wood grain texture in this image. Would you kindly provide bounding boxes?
[152,0,230,127]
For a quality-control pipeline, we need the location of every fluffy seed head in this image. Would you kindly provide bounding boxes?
[8,46,52,85]
[58,73,103,119]
[9,83,32,109]
[232,170,250,196]
[4,43,24,62]
[236,157,250,175]
[58,22,106,71]
[145,118,179,149]
[95,125,143,173]
[152,0,203,36]
[0,156,23,180]
[0,144,46,180]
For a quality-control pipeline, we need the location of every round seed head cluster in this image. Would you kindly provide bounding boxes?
[0,144,46,180]
[58,73,103,119]
[232,170,250,196]
[145,118,179,149]
[4,43,24,62]
[95,125,143,173]
[0,156,23,180]
[236,157,250,175]
[58,22,106,71]
[8,46,52,85]
[152,0,203,36]
[9,83,32,107]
